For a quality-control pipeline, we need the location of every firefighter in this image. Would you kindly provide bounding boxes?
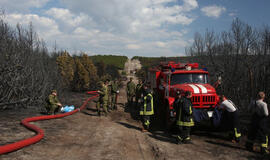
[107,80,112,112]
[245,91,269,154]
[45,90,62,115]
[111,79,119,110]
[140,83,154,132]
[218,95,241,143]
[135,79,143,108]
[174,91,194,144]
[126,77,136,106]
[97,79,109,116]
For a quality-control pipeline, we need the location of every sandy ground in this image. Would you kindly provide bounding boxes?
[0,60,269,160]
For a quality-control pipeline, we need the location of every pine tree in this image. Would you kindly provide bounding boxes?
[80,54,98,89]
[56,51,75,88]
[72,58,90,91]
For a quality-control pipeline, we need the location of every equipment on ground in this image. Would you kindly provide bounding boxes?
[61,105,75,113]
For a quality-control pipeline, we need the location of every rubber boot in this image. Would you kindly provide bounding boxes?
[232,136,240,143]
[261,147,269,155]
[176,136,183,144]
[183,137,192,144]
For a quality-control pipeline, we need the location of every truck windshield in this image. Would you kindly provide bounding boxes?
[170,73,208,85]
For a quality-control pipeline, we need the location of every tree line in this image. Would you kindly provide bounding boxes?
[56,52,127,91]
[185,18,270,107]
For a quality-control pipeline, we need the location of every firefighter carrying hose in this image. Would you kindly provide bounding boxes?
[246,91,269,154]
[173,91,194,144]
[97,79,109,116]
[140,83,154,132]
[45,90,62,115]
[218,95,241,143]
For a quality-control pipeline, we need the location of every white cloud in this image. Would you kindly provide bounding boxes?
[156,41,167,48]
[126,44,141,50]
[45,8,94,27]
[201,5,226,18]
[59,0,197,33]
[0,0,49,12]
[229,12,237,17]
[5,13,61,39]
[3,0,197,57]
[181,0,198,12]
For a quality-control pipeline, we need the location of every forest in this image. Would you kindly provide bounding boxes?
[0,17,127,110]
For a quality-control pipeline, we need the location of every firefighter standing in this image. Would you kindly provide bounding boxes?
[107,80,112,112]
[218,95,241,143]
[135,79,143,108]
[140,83,154,132]
[97,80,109,116]
[246,91,269,154]
[45,90,62,115]
[111,79,119,110]
[174,91,194,144]
[126,77,136,106]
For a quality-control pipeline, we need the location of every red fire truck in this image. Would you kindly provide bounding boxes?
[148,61,219,128]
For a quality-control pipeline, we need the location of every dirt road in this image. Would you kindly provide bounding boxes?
[0,60,268,160]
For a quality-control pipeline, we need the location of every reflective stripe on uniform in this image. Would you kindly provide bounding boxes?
[143,93,154,115]
[262,136,268,148]
[144,120,150,126]
[176,120,194,126]
[234,128,241,138]
[177,136,183,141]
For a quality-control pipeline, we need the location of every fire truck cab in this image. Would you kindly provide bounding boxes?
[148,61,219,127]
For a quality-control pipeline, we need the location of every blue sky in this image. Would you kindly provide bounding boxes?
[1,0,269,57]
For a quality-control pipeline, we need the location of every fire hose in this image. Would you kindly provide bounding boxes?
[0,91,99,155]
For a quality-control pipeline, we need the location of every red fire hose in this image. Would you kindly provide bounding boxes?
[0,91,99,155]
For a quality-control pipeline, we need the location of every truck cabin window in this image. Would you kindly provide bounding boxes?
[170,74,208,85]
